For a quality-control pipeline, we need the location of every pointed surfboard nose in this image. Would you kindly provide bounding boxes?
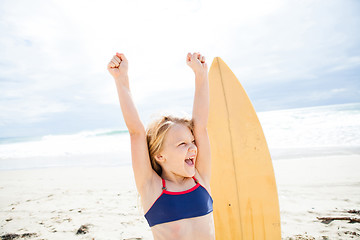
[210,57,233,76]
[210,57,222,69]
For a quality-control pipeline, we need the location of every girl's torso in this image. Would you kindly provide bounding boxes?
[140,171,215,240]
[151,212,215,240]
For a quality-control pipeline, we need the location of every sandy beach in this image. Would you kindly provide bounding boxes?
[0,165,153,240]
[1,153,359,240]
[274,154,360,239]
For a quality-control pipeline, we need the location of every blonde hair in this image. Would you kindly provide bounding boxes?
[146,115,194,177]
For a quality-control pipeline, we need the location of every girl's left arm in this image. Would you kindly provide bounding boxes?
[190,54,211,183]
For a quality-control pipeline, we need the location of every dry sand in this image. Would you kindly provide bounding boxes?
[274,154,360,239]
[1,154,359,239]
[0,166,152,240]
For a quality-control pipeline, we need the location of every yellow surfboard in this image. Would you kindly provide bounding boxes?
[208,57,281,239]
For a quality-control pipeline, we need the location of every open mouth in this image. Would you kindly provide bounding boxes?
[185,156,195,166]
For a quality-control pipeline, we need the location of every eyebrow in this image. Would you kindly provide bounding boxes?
[175,135,195,144]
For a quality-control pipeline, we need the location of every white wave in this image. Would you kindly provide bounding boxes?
[1,103,359,162]
[258,102,360,148]
[0,128,131,160]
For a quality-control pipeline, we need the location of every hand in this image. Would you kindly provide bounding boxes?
[186,52,208,76]
[107,53,128,80]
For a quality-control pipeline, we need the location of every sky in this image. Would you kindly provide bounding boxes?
[0,0,359,139]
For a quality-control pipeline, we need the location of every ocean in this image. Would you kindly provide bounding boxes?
[1,102,359,170]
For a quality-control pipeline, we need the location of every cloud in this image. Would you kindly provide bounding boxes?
[327,56,360,72]
[330,88,347,93]
[0,95,69,126]
[227,0,360,85]
[0,0,359,137]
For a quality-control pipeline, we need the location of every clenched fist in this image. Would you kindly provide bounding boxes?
[107,53,128,80]
[186,52,208,76]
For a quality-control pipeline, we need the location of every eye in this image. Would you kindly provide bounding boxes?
[192,139,196,144]
[178,142,186,146]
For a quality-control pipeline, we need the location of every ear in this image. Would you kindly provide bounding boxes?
[155,154,165,163]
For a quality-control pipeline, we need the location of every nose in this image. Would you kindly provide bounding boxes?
[189,144,197,154]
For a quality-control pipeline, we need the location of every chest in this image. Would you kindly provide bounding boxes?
[144,185,213,227]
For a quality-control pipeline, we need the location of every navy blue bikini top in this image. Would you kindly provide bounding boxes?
[144,176,213,227]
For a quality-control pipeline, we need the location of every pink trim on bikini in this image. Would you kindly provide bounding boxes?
[162,176,200,195]
[164,184,200,195]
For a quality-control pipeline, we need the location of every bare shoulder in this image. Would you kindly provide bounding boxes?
[138,172,164,213]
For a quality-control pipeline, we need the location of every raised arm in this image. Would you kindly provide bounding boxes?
[186,52,211,183]
[108,53,144,135]
[107,53,154,191]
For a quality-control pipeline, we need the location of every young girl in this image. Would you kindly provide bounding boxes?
[107,52,215,240]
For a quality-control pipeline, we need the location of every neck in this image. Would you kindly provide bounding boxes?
[161,170,190,184]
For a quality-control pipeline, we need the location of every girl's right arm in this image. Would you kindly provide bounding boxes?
[107,53,155,191]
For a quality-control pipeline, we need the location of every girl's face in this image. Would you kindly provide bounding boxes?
[156,123,197,178]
